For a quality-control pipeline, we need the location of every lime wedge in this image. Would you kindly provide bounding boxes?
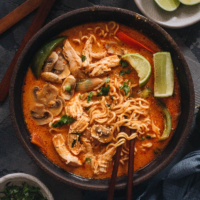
[122,53,151,87]
[154,0,180,11]
[153,52,174,97]
[179,0,200,5]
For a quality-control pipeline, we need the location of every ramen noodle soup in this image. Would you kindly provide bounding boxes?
[22,22,180,179]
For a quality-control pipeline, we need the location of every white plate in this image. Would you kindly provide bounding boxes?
[134,0,200,28]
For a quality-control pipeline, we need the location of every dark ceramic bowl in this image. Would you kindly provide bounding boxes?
[9,6,195,190]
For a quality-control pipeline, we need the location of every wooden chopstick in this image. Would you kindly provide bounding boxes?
[0,0,56,102]
[107,126,125,200]
[0,0,42,35]
[126,132,135,200]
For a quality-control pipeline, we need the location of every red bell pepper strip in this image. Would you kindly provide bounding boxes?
[116,30,156,54]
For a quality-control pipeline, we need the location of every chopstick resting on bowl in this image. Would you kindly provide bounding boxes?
[126,130,135,200]
[107,127,135,200]
[0,0,56,102]
[107,126,125,200]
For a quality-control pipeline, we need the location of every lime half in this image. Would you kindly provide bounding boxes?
[154,0,180,11]
[122,53,151,87]
[179,0,200,5]
[153,52,174,97]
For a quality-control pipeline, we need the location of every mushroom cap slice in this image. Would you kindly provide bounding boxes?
[54,63,70,80]
[30,104,53,125]
[91,125,113,143]
[47,99,64,117]
[53,54,70,79]
[43,51,58,72]
[41,72,62,84]
[33,83,58,105]
[61,75,76,100]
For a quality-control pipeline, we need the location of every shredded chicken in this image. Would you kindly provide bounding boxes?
[52,134,82,166]
[65,100,83,119]
[87,55,120,76]
[91,147,116,175]
[62,40,85,78]
[69,113,89,133]
[82,36,107,68]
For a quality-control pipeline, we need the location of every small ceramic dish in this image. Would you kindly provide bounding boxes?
[0,173,54,200]
[134,0,200,29]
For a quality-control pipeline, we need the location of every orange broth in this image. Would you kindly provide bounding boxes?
[22,22,180,179]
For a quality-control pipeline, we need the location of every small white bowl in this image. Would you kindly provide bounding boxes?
[0,173,54,200]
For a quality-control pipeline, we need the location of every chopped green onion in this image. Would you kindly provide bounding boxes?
[146,135,151,139]
[65,85,71,92]
[87,92,93,103]
[82,55,87,62]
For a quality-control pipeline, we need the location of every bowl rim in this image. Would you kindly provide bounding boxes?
[0,173,54,199]
[9,6,195,191]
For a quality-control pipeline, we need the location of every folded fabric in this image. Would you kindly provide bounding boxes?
[83,150,200,200]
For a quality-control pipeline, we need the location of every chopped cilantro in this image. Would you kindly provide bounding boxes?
[119,59,129,68]
[52,115,76,128]
[146,135,151,139]
[106,104,111,108]
[119,69,132,77]
[72,139,76,147]
[85,107,90,111]
[111,96,114,100]
[119,80,131,95]
[97,85,110,96]
[87,92,93,103]
[70,132,81,141]
[141,137,145,141]
[153,150,158,154]
[105,76,110,83]
[0,182,47,200]
[79,94,82,99]
[82,55,86,62]
[83,157,91,164]
[153,148,161,154]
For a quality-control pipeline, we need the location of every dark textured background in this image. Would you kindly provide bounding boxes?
[0,0,200,199]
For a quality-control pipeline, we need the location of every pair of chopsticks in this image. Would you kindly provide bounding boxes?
[107,127,135,200]
[0,0,56,102]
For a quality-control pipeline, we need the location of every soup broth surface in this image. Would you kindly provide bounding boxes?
[22,22,180,179]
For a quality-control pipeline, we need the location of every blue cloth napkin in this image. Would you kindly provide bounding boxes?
[83,149,200,200]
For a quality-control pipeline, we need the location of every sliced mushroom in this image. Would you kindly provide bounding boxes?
[91,125,113,143]
[53,54,70,79]
[61,75,76,100]
[43,52,58,72]
[30,104,53,125]
[41,72,62,84]
[33,83,58,105]
[47,99,63,117]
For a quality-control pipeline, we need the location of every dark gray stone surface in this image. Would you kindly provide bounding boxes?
[0,0,200,199]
